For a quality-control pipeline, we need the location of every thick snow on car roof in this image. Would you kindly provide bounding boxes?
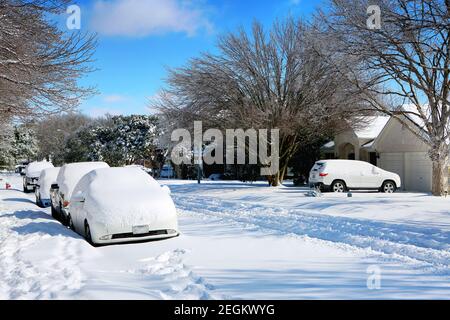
[57,162,109,200]
[73,167,175,226]
[26,161,54,178]
[78,167,160,195]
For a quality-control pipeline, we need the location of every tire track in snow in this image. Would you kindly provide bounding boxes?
[173,194,450,275]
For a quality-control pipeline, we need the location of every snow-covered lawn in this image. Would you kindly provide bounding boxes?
[0,174,449,299]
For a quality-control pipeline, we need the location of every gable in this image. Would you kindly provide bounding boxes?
[354,116,390,139]
[373,117,429,153]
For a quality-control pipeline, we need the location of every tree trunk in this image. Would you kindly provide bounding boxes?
[432,156,449,196]
[267,160,289,186]
[270,172,281,187]
[265,135,298,187]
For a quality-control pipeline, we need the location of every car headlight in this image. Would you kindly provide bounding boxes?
[99,235,112,240]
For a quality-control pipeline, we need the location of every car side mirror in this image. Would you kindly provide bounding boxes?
[51,184,59,189]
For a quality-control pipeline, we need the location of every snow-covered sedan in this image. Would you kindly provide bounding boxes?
[51,162,110,225]
[35,167,60,207]
[23,161,54,193]
[309,160,401,193]
[69,167,179,245]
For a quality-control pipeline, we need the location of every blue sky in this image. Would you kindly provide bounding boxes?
[69,0,323,117]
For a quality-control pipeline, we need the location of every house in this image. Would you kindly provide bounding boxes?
[323,116,439,192]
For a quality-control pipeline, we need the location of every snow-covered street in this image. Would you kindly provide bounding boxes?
[0,173,449,299]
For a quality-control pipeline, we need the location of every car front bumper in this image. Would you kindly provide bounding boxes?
[95,230,180,245]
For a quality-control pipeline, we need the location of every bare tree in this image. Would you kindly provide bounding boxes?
[318,0,450,195]
[34,113,92,165]
[155,18,366,185]
[0,0,97,120]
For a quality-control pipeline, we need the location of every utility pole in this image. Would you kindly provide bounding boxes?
[194,144,203,184]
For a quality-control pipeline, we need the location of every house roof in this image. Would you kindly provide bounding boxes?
[361,139,375,149]
[322,141,335,149]
[354,116,390,139]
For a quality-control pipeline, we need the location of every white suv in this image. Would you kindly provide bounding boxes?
[309,160,401,193]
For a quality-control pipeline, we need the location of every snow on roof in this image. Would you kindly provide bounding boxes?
[354,116,390,139]
[322,141,335,149]
[361,139,375,149]
[399,104,429,132]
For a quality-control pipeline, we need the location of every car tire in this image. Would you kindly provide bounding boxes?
[85,222,96,246]
[36,195,43,208]
[331,180,346,193]
[67,214,75,231]
[381,180,396,193]
[51,204,59,220]
[60,203,68,226]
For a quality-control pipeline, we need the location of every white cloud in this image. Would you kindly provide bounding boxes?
[91,0,212,37]
[103,94,127,103]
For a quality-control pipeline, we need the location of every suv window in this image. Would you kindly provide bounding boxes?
[312,162,325,171]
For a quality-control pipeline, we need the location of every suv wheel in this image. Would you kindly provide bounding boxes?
[331,180,346,193]
[382,181,396,193]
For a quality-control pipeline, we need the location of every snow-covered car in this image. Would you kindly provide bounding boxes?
[125,164,153,174]
[160,164,175,178]
[35,167,60,207]
[15,163,28,175]
[69,167,179,245]
[51,162,109,224]
[309,160,401,193]
[208,173,224,181]
[23,161,54,193]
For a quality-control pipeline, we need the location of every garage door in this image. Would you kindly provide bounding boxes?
[378,152,432,192]
[378,153,405,190]
[405,152,432,192]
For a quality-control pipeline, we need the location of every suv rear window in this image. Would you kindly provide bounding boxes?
[312,162,325,171]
